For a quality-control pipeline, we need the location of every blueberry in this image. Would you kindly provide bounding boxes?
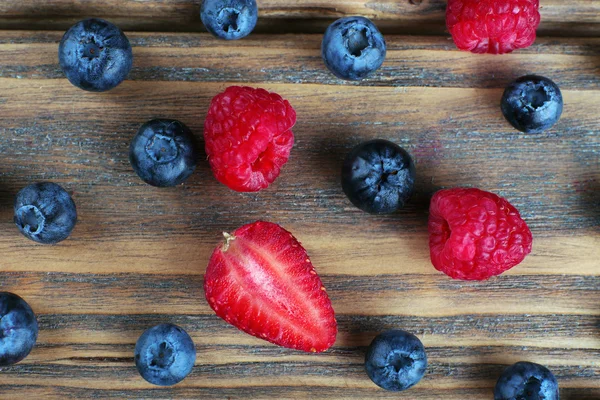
[129,119,198,187]
[494,361,559,400]
[501,75,563,134]
[14,182,77,244]
[341,139,415,214]
[321,16,386,80]
[0,292,38,366]
[365,330,427,392]
[201,0,258,40]
[134,323,196,386]
[59,18,132,92]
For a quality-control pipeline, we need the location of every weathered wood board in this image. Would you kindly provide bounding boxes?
[0,5,598,399]
[0,1,599,36]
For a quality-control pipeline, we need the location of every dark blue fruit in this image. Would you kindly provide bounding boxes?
[494,361,559,400]
[365,330,427,392]
[134,323,196,386]
[321,16,386,80]
[14,182,77,244]
[201,0,258,40]
[501,75,563,133]
[341,139,415,214]
[59,18,132,92]
[129,119,198,187]
[0,292,38,366]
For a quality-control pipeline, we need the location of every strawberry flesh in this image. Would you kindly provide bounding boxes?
[204,221,337,352]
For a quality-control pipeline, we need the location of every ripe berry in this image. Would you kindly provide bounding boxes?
[134,324,196,386]
[204,221,337,352]
[204,86,296,192]
[14,182,77,245]
[341,139,415,214]
[59,18,132,92]
[321,16,386,80]
[0,292,38,366]
[446,0,541,54]
[428,188,532,280]
[501,75,563,134]
[201,0,258,40]
[365,330,427,392]
[129,119,198,187]
[494,361,559,400]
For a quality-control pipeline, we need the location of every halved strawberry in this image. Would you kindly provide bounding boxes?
[204,221,337,352]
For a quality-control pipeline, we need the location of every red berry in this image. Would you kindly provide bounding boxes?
[428,188,532,280]
[204,221,337,352]
[204,86,296,192]
[446,0,541,54]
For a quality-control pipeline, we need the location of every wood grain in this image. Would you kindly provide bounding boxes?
[0,0,599,36]
[0,31,598,399]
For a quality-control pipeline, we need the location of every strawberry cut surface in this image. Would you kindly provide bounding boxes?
[204,221,337,352]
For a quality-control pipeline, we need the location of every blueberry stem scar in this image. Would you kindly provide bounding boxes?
[17,205,45,235]
[524,376,542,395]
[388,351,414,372]
[219,8,240,32]
[520,84,550,110]
[345,27,370,57]
[148,341,175,369]
[145,133,178,163]
[82,40,102,59]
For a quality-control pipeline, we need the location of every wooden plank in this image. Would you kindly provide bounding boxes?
[0,31,598,398]
[0,386,598,400]
[2,272,600,316]
[0,1,599,36]
[22,313,600,348]
[0,359,598,389]
[2,32,600,89]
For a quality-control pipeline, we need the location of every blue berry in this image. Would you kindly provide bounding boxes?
[59,18,132,92]
[341,139,415,214]
[134,324,196,386]
[201,0,258,40]
[129,119,198,187]
[0,292,38,366]
[494,361,559,400]
[501,75,563,134]
[14,182,77,245]
[321,16,386,81]
[365,330,427,392]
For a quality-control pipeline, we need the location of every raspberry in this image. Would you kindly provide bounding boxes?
[428,188,532,280]
[446,0,541,54]
[204,86,296,192]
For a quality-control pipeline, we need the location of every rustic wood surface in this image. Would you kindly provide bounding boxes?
[0,0,600,36]
[0,2,599,399]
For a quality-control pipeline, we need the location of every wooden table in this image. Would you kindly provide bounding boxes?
[0,1,599,399]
